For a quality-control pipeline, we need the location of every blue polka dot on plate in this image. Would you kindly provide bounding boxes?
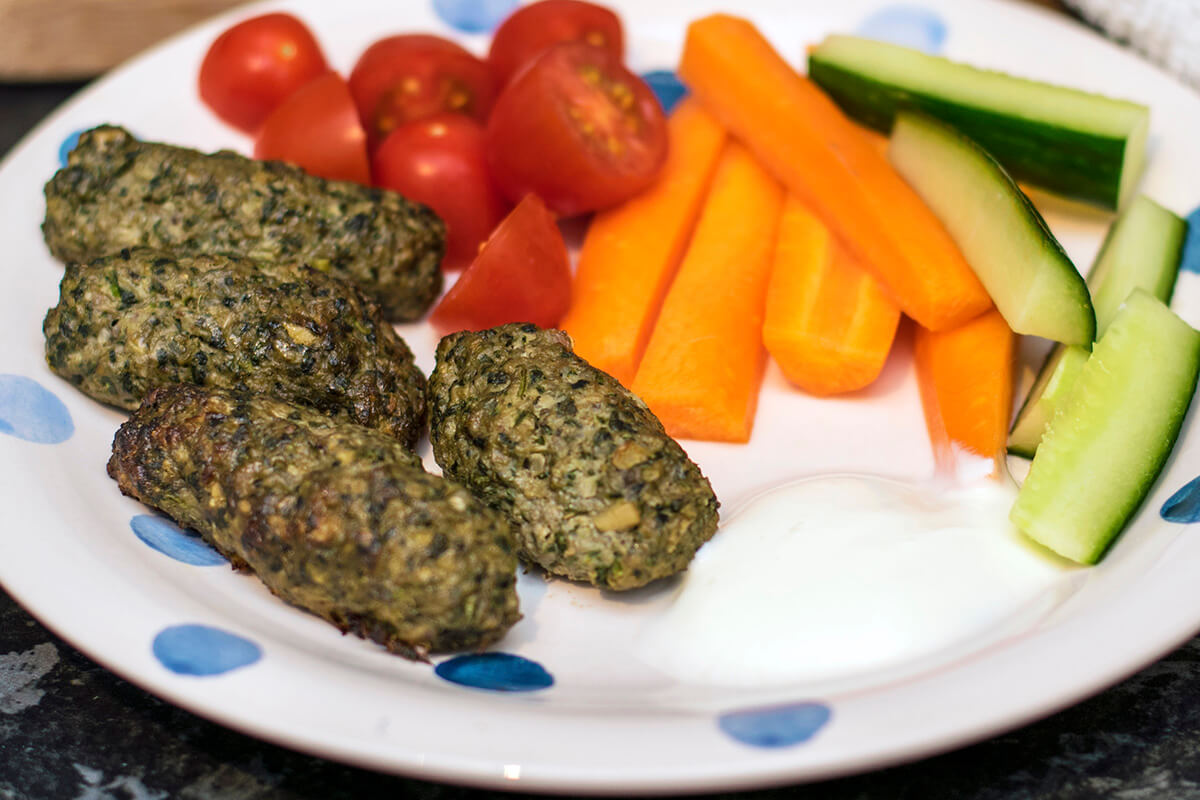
[718,702,832,748]
[641,70,688,114]
[57,129,83,168]
[131,515,227,566]
[856,5,948,54]
[435,652,553,691]
[432,0,518,33]
[1162,476,1200,523]
[152,624,261,676]
[1178,207,1200,274]
[0,375,73,444]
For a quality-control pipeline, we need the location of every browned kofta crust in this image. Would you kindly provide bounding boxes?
[108,384,521,660]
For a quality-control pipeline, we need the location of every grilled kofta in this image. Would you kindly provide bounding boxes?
[427,323,719,591]
[109,384,520,659]
[43,125,443,321]
[44,248,427,448]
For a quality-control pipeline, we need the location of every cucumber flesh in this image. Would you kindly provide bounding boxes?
[1011,290,1200,564]
[1007,345,1089,459]
[888,111,1095,346]
[808,34,1149,209]
[1006,194,1187,457]
[1088,195,1187,336]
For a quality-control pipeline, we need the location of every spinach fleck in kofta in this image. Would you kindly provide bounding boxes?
[43,125,443,321]
[108,384,521,659]
[44,248,427,448]
[427,323,720,591]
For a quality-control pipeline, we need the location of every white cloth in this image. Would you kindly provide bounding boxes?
[1065,0,1200,87]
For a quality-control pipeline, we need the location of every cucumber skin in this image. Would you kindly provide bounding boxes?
[1007,195,1187,459]
[890,112,1095,346]
[809,57,1132,210]
[1011,292,1200,564]
[1088,196,1188,336]
[1007,345,1090,459]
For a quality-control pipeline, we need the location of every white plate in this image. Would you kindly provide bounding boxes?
[4,0,1200,793]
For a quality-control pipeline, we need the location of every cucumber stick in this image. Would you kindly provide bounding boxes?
[888,111,1095,346]
[1007,194,1187,457]
[1011,290,1200,564]
[1007,345,1090,459]
[1088,195,1187,336]
[808,34,1149,209]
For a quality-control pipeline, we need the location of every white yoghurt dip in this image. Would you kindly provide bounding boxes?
[637,474,1070,687]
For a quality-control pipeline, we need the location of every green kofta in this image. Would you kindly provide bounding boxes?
[43,125,443,321]
[108,384,521,659]
[44,248,427,448]
[427,323,720,591]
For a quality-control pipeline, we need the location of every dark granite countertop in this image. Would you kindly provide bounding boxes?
[5,81,1200,800]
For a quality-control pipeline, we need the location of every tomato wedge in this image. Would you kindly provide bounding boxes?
[254,72,370,185]
[488,0,624,87]
[431,194,571,334]
[349,34,496,148]
[485,41,668,217]
[373,114,509,272]
[199,13,328,133]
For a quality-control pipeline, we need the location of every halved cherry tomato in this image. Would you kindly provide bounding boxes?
[488,0,623,87]
[485,41,668,217]
[198,13,328,134]
[348,35,496,148]
[373,114,509,272]
[431,194,571,334]
[254,72,370,185]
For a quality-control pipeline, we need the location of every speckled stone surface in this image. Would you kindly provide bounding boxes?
[5,81,1200,800]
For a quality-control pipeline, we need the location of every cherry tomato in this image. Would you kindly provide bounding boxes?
[488,0,623,87]
[373,115,509,272]
[254,72,370,185]
[431,194,571,334]
[349,35,496,148]
[198,13,328,134]
[485,41,668,217]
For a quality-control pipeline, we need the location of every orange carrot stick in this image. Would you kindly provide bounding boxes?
[763,196,901,395]
[914,310,1015,477]
[678,14,991,332]
[630,141,784,442]
[562,99,727,384]
[858,125,890,157]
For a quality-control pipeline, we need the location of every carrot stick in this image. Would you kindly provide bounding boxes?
[561,99,727,384]
[858,125,890,157]
[763,196,901,395]
[630,141,784,442]
[678,14,991,332]
[914,310,1015,478]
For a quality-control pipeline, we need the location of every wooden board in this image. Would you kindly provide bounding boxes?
[0,0,244,80]
[0,0,1069,81]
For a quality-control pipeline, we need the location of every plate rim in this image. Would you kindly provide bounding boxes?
[4,0,1200,793]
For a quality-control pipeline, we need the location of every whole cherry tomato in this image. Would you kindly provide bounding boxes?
[431,194,571,334]
[373,115,509,272]
[348,35,496,148]
[254,72,370,185]
[485,41,668,217]
[198,13,328,133]
[488,0,623,87]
